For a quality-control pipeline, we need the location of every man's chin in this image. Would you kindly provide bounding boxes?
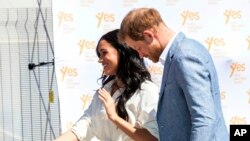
[150,57,159,63]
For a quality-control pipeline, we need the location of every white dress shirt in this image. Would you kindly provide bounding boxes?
[159,32,178,65]
[71,80,159,141]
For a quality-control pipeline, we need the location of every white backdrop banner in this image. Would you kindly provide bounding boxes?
[52,0,250,133]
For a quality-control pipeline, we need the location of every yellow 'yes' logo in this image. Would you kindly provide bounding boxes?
[205,37,225,51]
[230,116,247,124]
[96,12,115,28]
[181,10,199,26]
[224,9,241,25]
[57,11,73,26]
[230,62,245,77]
[78,39,96,54]
[60,66,78,81]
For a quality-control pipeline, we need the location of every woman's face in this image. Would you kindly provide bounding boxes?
[97,40,119,75]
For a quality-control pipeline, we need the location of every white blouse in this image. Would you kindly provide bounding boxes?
[71,80,159,141]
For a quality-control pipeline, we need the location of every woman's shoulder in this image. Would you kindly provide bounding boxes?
[140,80,159,94]
[136,80,159,105]
[141,80,158,88]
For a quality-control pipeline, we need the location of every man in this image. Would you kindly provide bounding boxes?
[118,8,229,141]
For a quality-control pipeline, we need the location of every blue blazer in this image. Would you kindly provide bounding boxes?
[157,32,229,141]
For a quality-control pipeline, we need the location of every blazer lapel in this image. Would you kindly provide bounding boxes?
[159,50,172,99]
[158,32,185,100]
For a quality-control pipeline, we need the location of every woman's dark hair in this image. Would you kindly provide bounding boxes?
[96,29,151,121]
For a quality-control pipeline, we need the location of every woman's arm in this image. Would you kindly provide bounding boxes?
[111,115,158,141]
[54,131,78,141]
[98,88,158,141]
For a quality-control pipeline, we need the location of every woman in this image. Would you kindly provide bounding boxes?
[54,29,159,141]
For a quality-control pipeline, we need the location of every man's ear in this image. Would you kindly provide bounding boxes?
[143,30,154,44]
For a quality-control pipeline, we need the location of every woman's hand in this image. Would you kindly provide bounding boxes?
[98,88,158,141]
[98,88,118,121]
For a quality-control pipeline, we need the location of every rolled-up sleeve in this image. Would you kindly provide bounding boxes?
[136,81,159,139]
[71,116,92,141]
[70,94,97,141]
